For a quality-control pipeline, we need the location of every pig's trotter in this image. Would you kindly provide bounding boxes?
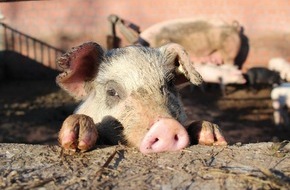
[58,114,98,153]
[187,120,227,146]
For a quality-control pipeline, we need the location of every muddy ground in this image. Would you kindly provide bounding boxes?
[0,79,290,189]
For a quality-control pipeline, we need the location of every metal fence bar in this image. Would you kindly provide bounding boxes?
[10,29,14,51]
[3,25,8,50]
[0,22,64,70]
[18,33,22,54]
[25,35,29,56]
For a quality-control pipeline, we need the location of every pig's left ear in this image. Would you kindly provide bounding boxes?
[56,42,104,100]
[159,43,203,86]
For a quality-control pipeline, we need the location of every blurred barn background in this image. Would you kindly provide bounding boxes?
[0,0,289,71]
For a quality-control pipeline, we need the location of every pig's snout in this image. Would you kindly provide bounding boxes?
[140,118,190,154]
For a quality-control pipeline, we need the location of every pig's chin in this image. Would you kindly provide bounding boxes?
[139,118,190,154]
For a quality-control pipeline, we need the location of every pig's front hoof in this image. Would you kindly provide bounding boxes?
[187,120,227,146]
[58,114,98,153]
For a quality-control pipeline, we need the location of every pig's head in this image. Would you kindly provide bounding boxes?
[56,42,203,154]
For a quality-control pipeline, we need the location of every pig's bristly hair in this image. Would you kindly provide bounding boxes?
[97,45,167,90]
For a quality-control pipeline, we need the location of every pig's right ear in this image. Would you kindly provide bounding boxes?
[159,43,203,86]
[56,42,104,100]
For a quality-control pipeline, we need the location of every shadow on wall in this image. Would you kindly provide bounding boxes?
[0,50,59,80]
[235,26,250,69]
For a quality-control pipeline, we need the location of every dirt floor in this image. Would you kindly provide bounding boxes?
[0,79,290,189]
[0,142,289,190]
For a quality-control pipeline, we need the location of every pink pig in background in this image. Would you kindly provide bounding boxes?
[193,63,246,95]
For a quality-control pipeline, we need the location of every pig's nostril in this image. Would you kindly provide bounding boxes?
[153,138,159,143]
[174,134,179,141]
[147,138,159,150]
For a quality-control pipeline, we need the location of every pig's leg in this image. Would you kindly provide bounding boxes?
[218,77,226,96]
[281,107,289,127]
[59,114,98,153]
[186,121,227,145]
[199,83,206,93]
[273,110,281,126]
[208,50,224,65]
[192,51,224,65]
[272,100,283,128]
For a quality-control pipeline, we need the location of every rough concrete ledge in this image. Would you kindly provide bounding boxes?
[0,142,290,190]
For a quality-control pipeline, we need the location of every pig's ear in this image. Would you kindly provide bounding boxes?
[159,43,203,86]
[56,42,104,99]
[232,20,242,33]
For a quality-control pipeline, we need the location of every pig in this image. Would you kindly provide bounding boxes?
[56,42,227,154]
[268,57,290,82]
[138,18,242,66]
[193,63,246,95]
[271,83,290,128]
[245,67,282,90]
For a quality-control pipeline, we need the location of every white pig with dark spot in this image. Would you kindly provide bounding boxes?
[56,42,227,154]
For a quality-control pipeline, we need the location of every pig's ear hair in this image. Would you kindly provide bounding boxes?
[56,42,104,99]
[159,43,203,86]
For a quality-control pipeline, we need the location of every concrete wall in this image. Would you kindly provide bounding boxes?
[0,0,289,70]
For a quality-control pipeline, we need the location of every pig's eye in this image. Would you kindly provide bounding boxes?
[107,88,119,97]
[105,80,126,108]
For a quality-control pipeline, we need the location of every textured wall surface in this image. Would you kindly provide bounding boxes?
[0,0,290,69]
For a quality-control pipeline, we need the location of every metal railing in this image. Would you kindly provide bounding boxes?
[0,23,64,70]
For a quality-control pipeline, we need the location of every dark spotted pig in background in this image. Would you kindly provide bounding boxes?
[245,67,282,90]
[57,42,227,154]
